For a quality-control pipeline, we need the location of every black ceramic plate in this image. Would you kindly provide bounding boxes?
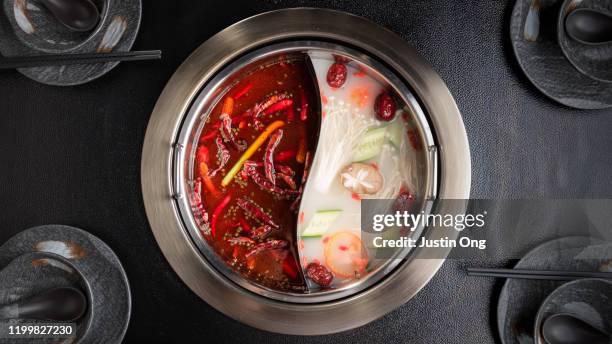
[510,0,612,109]
[0,225,131,344]
[0,0,141,86]
[558,0,612,83]
[534,278,612,344]
[0,252,92,344]
[497,236,612,344]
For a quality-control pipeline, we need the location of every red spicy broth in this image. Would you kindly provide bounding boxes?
[189,54,319,292]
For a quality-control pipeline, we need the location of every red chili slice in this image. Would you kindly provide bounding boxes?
[263,99,293,116]
[233,82,253,100]
[326,63,347,88]
[211,194,231,238]
[299,88,309,121]
[274,150,296,162]
[306,262,333,287]
[282,255,299,280]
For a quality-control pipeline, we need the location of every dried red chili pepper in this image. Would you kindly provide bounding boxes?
[245,239,288,259]
[250,224,274,241]
[211,194,232,238]
[306,262,333,287]
[326,63,347,88]
[244,163,300,199]
[236,197,279,229]
[277,165,295,176]
[219,113,247,151]
[190,179,209,230]
[299,88,309,121]
[264,129,283,185]
[278,173,297,190]
[228,236,255,246]
[252,93,290,129]
[208,136,230,177]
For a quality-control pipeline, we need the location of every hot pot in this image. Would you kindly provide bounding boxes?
[141,8,471,334]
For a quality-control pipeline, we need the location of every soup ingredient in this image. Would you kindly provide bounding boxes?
[236,197,279,229]
[243,163,300,199]
[233,82,253,100]
[211,194,232,238]
[222,120,285,187]
[305,262,333,287]
[264,99,294,116]
[374,92,396,122]
[208,137,230,177]
[245,239,288,259]
[190,179,209,229]
[250,225,274,240]
[275,149,296,162]
[264,129,284,185]
[299,88,309,121]
[296,126,307,163]
[324,232,368,278]
[282,255,299,280]
[326,62,348,88]
[198,162,220,197]
[310,98,370,193]
[340,163,383,195]
[252,93,291,129]
[228,236,255,246]
[302,210,342,237]
[218,97,247,151]
[352,127,387,162]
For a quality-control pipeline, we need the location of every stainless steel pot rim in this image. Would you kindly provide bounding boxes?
[141,8,471,335]
[173,40,438,304]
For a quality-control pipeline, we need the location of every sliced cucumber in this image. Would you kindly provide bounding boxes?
[352,127,387,162]
[387,119,406,149]
[301,210,342,237]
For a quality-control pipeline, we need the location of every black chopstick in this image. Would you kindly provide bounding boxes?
[466,267,612,281]
[0,50,162,69]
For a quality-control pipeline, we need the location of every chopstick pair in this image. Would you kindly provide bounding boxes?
[466,267,612,281]
[0,50,162,69]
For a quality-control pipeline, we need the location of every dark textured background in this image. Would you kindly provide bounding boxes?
[1,1,611,343]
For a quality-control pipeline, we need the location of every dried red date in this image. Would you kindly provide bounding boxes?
[306,262,333,287]
[326,63,347,88]
[374,92,396,121]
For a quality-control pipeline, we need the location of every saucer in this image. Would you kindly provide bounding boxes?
[0,0,141,86]
[510,0,612,109]
[497,236,612,344]
[0,225,131,344]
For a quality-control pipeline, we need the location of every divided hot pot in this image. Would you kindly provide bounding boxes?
[141,8,471,334]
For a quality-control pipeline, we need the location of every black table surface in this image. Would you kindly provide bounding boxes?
[1,1,612,343]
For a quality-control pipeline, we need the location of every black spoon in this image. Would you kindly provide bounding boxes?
[565,8,612,45]
[0,287,87,322]
[542,313,611,344]
[40,0,100,32]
